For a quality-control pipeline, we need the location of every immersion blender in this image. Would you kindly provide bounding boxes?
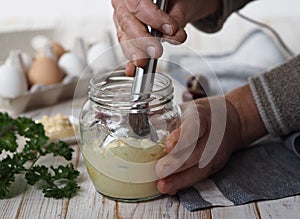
[129,0,168,138]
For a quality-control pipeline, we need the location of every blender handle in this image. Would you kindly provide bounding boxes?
[131,0,168,102]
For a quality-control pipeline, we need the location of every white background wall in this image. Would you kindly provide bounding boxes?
[0,0,299,54]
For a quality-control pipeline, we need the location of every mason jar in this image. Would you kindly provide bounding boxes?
[79,70,181,202]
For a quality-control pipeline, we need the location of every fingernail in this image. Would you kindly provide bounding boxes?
[162,24,173,35]
[146,46,156,58]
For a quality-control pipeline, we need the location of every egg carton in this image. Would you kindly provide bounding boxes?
[0,28,119,114]
[0,75,91,114]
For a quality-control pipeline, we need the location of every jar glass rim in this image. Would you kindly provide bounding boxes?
[88,70,174,110]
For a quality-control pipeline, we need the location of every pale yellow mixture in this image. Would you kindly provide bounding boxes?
[82,137,167,200]
[39,113,77,140]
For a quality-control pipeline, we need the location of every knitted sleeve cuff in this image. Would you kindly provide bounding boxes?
[248,56,300,136]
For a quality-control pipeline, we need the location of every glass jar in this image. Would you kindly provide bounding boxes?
[79,70,181,202]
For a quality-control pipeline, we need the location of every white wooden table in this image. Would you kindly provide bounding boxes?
[0,100,299,219]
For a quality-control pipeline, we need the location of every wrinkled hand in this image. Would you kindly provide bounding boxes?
[155,85,267,195]
[155,96,241,195]
[111,0,221,76]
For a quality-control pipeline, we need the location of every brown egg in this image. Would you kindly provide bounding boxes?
[51,41,66,59]
[28,57,64,86]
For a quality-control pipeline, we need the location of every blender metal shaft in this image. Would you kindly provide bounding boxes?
[129,0,168,138]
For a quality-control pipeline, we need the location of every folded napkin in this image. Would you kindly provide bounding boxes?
[284,132,300,159]
[178,136,300,211]
[168,29,291,95]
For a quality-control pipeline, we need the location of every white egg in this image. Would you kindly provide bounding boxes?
[5,51,26,75]
[37,44,57,62]
[0,63,28,98]
[87,42,118,73]
[58,53,85,77]
[72,37,87,66]
[20,51,33,73]
[31,35,50,51]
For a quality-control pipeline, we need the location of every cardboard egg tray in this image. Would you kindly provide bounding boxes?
[0,29,91,114]
[0,75,91,114]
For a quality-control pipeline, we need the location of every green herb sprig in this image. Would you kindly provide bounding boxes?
[0,112,80,199]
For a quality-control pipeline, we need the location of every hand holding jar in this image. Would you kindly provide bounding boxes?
[156,85,267,195]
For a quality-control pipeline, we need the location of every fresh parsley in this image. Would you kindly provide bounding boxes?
[0,112,80,199]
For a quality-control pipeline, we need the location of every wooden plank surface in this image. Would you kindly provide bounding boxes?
[257,196,300,219]
[116,196,210,219]
[0,194,25,219]
[211,204,260,219]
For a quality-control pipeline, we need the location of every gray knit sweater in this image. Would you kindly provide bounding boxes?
[194,0,300,136]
